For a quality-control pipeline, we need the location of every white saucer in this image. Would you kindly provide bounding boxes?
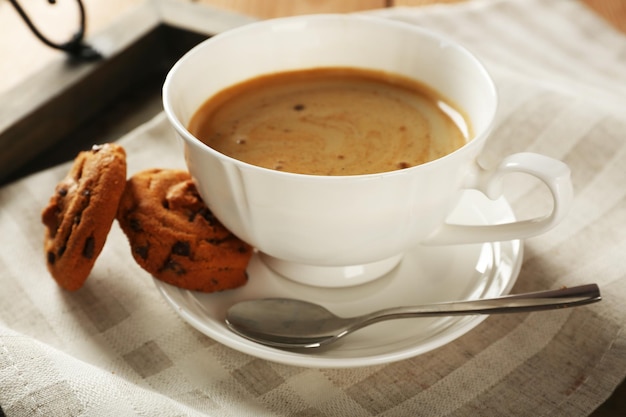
[154,190,523,368]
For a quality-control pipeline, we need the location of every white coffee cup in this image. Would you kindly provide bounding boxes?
[163,14,573,287]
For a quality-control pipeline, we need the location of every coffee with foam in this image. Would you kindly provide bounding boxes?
[189,67,470,176]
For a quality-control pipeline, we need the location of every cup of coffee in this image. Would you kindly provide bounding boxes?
[163,14,572,287]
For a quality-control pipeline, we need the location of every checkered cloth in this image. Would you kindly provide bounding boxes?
[1,0,625,415]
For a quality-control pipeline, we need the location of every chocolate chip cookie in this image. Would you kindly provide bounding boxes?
[116,169,253,292]
[42,144,127,291]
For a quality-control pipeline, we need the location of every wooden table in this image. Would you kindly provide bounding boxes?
[1,1,624,415]
[1,0,624,96]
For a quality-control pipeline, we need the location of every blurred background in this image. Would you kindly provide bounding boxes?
[0,0,622,96]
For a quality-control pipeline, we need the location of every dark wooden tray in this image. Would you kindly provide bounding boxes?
[0,0,254,185]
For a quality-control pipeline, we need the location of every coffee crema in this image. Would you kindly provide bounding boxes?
[188,68,471,176]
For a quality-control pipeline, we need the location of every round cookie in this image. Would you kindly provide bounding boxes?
[42,143,127,291]
[116,169,253,292]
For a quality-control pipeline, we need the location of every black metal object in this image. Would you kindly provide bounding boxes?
[0,24,207,185]
[8,0,102,61]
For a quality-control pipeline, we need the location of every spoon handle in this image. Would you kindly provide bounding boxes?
[357,284,601,327]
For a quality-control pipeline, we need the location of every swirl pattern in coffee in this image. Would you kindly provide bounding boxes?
[189,68,470,176]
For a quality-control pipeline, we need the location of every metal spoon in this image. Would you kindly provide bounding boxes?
[225,284,601,349]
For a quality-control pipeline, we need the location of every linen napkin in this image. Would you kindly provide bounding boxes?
[1,0,625,416]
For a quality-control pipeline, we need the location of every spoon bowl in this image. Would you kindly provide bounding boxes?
[225,284,601,349]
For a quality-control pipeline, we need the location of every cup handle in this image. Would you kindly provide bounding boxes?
[426,152,573,245]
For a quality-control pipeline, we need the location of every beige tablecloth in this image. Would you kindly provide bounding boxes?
[1,0,625,415]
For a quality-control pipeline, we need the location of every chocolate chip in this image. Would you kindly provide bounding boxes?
[172,241,190,256]
[82,236,95,259]
[293,104,305,111]
[201,207,216,222]
[73,213,82,225]
[205,237,229,246]
[58,187,68,197]
[161,258,186,275]
[187,207,210,224]
[397,162,411,169]
[190,207,216,225]
[134,245,149,260]
[47,251,56,265]
[129,218,142,232]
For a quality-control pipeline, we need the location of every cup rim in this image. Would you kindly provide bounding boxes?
[162,13,498,180]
